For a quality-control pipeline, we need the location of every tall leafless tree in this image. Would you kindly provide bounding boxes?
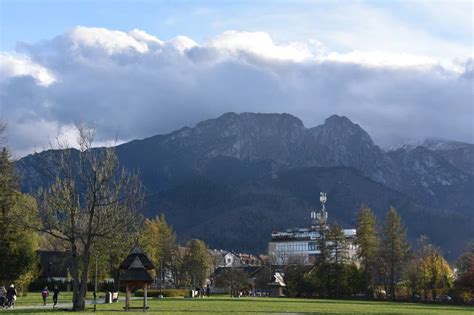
[27,123,143,311]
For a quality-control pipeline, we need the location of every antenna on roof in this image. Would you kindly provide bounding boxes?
[317,192,328,227]
[311,192,328,229]
[320,192,327,211]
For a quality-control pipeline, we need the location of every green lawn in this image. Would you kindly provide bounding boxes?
[8,294,474,314]
[13,292,89,306]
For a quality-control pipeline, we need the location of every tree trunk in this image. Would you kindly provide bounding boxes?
[73,246,91,311]
[390,264,395,301]
[364,264,369,298]
[70,245,82,311]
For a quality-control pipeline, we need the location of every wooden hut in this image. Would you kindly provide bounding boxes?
[119,245,155,311]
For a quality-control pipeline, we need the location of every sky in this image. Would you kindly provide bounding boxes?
[0,0,473,157]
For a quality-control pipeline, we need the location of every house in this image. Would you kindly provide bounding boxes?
[237,253,263,266]
[37,251,73,282]
[212,250,242,268]
[211,249,265,268]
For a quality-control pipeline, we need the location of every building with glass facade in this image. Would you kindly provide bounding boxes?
[268,192,358,266]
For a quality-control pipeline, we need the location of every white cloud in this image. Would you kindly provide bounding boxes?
[0,52,56,86]
[208,31,314,62]
[68,26,150,54]
[166,35,197,52]
[325,51,442,70]
[129,29,163,46]
[207,2,472,67]
[1,27,472,157]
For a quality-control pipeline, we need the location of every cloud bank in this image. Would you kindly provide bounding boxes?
[0,27,472,157]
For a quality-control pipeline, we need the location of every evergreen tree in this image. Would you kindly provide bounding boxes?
[354,205,379,298]
[0,147,38,292]
[329,224,348,265]
[316,216,330,265]
[311,214,331,297]
[0,148,17,216]
[329,224,348,297]
[380,207,409,300]
[283,263,313,297]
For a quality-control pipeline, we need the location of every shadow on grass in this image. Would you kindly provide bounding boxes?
[162,297,473,309]
[9,298,474,314]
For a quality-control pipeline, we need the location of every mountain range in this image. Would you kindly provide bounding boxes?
[15,113,474,260]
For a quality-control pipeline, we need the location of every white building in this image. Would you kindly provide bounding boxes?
[268,192,358,266]
[211,249,264,268]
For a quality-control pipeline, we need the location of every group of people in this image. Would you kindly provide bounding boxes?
[0,284,60,309]
[41,285,60,307]
[0,284,17,309]
[194,284,211,298]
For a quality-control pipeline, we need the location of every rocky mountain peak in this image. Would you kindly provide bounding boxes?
[420,138,474,175]
[421,138,472,151]
[324,114,354,126]
[211,111,304,127]
[310,114,375,148]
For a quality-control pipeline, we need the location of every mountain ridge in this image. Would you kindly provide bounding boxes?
[15,112,474,259]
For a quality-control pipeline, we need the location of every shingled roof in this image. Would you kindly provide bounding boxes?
[119,245,155,284]
[119,245,154,270]
[119,268,154,283]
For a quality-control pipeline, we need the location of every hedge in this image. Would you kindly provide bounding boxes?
[134,289,187,298]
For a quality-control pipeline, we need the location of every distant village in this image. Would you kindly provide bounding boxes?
[35,192,357,297]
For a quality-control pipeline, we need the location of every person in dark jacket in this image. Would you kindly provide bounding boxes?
[0,285,6,308]
[53,286,59,308]
[6,284,16,308]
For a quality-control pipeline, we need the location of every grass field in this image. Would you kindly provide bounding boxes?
[8,292,474,314]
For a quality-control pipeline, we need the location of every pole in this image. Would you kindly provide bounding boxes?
[144,283,148,311]
[160,259,163,294]
[125,284,129,311]
[94,255,98,312]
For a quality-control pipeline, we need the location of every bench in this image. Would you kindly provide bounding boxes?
[124,306,149,310]
[112,292,119,303]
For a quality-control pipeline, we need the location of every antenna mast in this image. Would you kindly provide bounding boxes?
[311,192,328,229]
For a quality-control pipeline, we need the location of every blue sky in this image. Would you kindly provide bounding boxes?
[1,0,472,55]
[0,0,473,156]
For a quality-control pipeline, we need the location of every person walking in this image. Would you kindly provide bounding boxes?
[6,284,16,309]
[41,286,49,306]
[0,285,7,308]
[52,285,59,308]
[206,284,210,298]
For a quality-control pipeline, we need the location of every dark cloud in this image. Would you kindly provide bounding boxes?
[1,27,472,157]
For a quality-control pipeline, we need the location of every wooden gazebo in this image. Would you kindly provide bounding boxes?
[119,245,155,311]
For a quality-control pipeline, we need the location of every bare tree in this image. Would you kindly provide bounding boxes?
[26,123,143,311]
